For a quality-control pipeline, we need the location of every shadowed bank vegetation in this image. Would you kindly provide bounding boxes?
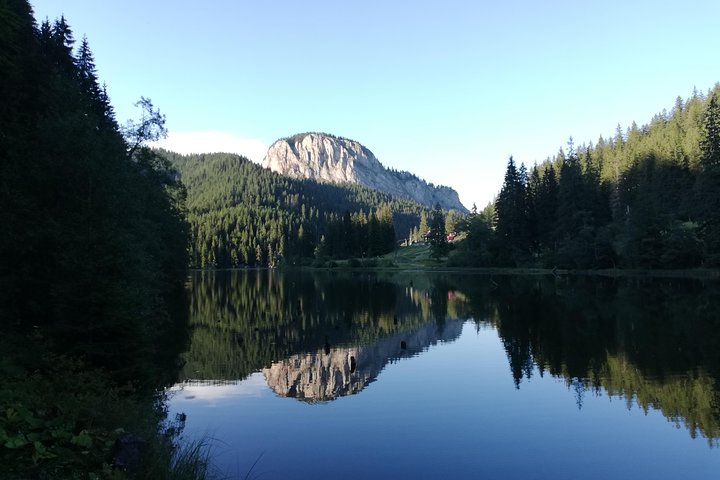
[0,2,199,477]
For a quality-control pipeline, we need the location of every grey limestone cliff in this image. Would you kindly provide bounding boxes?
[262,133,468,212]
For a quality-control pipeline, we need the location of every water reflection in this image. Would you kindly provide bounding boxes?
[468,275,720,443]
[263,318,464,402]
[180,270,720,443]
[181,270,470,383]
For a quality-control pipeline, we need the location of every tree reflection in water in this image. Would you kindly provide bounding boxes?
[180,270,720,443]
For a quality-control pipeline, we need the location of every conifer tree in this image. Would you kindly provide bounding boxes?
[428,203,449,261]
[700,92,720,170]
[526,166,542,252]
[696,91,720,264]
[556,148,585,238]
[76,36,116,129]
[418,210,429,241]
[494,156,529,264]
[536,166,558,252]
[1,4,189,387]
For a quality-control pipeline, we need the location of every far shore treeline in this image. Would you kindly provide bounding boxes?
[163,85,720,271]
[161,150,423,267]
[455,86,720,270]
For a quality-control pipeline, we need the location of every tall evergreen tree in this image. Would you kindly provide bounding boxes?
[695,91,720,264]
[49,16,76,76]
[0,4,189,387]
[494,157,530,264]
[454,86,720,270]
[556,147,586,238]
[428,203,449,261]
[537,165,558,253]
[418,210,429,240]
[699,92,720,170]
[526,165,542,253]
[75,36,116,130]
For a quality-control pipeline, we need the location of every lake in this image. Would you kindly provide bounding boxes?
[168,270,720,479]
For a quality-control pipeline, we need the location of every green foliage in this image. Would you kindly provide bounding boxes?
[418,211,429,240]
[162,151,419,267]
[493,157,531,265]
[448,210,494,266]
[0,1,189,389]
[0,338,214,479]
[444,208,461,234]
[1,4,195,478]
[457,86,720,270]
[700,92,720,171]
[164,438,215,480]
[428,203,449,261]
[322,205,396,259]
[0,339,150,478]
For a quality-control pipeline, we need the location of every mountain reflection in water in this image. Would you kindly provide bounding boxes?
[177,270,720,444]
[263,318,464,402]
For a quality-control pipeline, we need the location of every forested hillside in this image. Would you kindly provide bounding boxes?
[1,3,188,382]
[1,3,190,476]
[161,150,432,267]
[456,86,720,269]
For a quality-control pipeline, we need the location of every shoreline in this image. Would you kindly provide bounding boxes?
[189,265,720,279]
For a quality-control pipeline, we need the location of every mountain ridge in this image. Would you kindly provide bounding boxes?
[262,132,468,212]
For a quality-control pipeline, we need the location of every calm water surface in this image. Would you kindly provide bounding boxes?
[168,271,720,479]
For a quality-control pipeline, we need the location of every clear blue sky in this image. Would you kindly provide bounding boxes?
[30,0,720,209]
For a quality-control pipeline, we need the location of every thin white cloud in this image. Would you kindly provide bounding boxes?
[169,373,269,406]
[153,131,269,163]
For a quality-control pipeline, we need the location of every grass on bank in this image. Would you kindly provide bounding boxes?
[0,334,217,480]
[310,243,443,270]
[306,238,720,278]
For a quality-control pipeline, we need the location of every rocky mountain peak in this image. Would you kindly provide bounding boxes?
[262,133,467,212]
